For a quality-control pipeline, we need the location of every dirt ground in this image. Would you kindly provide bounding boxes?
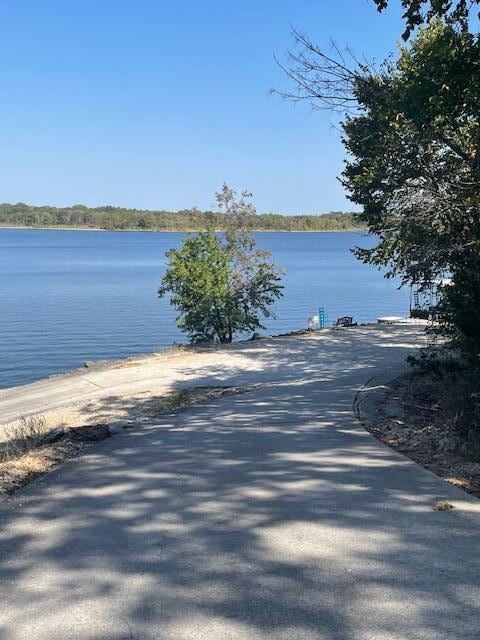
[364,373,480,497]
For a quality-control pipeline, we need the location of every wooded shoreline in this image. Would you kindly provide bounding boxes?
[0,203,358,233]
[0,224,364,233]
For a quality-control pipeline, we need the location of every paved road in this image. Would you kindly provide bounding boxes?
[0,324,426,428]
[0,325,479,639]
[0,326,389,427]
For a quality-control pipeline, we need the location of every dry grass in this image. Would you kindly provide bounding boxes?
[434,501,455,511]
[0,414,49,462]
[0,414,108,497]
[406,371,479,442]
[0,441,87,496]
[365,370,480,498]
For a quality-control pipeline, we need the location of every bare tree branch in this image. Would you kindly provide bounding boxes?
[272,28,373,114]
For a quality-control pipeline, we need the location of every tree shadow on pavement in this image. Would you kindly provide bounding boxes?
[0,325,479,639]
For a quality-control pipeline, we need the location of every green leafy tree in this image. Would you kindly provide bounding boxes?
[343,23,480,361]
[373,0,479,39]
[158,187,284,344]
[279,19,480,360]
[341,23,480,281]
[431,258,480,364]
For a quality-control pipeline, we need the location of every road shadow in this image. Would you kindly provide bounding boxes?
[1,325,478,639]
[69,325,425,426]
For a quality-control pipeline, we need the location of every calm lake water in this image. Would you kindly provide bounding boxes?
[0,228,409,389]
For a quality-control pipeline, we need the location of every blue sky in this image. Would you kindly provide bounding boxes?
[0,1,404,214]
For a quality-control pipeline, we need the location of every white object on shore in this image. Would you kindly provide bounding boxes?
[377,316,405,324]
[308,315,320,330]
[377,316,428,325]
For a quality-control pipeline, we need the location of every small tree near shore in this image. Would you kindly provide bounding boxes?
[158,186,283,344]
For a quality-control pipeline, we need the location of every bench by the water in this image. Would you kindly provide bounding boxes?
[333,316,357,328]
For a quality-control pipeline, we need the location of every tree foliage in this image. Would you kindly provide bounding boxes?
[280,18,480,360]
[373,0,479,39]
[342,22,480,363]
[431,257,480,364]
[158,187,284,344]
[343,23,480,285]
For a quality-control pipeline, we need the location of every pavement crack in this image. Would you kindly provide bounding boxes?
[120,617,136,639]
[85,379,105,389]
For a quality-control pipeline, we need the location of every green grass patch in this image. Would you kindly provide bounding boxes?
[151,386,238,415]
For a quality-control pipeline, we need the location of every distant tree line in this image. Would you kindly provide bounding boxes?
[0,202,358,232]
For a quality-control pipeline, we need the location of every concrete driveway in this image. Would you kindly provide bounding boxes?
[0,325,479,639]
